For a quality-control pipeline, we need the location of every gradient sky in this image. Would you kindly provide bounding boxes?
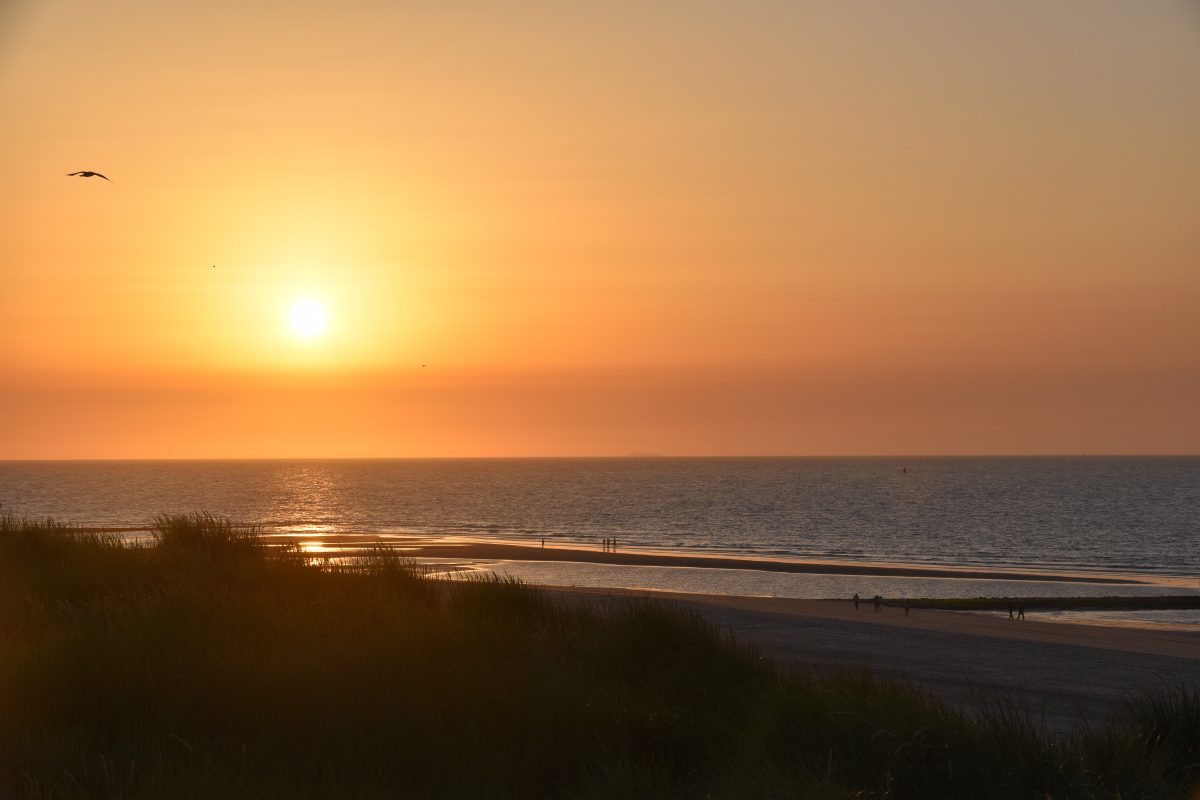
[2,1,1198,458]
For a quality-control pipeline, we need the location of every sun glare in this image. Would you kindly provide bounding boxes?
[288,299,327,338]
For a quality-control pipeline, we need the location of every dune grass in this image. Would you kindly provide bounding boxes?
[151,511,264,556]
[1,512,1197,798]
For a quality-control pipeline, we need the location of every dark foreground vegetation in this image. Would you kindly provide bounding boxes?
[2,511,1198,799]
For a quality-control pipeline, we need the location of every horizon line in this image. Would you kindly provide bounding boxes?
[2,453,1198,463]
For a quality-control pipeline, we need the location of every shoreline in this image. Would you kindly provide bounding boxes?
[46,525,1200,597]
[46,526,1198,587]
[397,540,1154,584]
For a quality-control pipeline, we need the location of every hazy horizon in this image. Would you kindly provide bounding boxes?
[3,1,1197,459]
[4,453,1199,463]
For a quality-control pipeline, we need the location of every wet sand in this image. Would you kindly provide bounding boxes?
[402,540,1143,584]
[549,586,1200,730]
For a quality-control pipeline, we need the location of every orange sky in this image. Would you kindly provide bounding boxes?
[2,1,1198,457]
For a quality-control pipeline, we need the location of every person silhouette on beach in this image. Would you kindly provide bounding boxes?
[853,592,860,610]
[873,595,881,612]
[1017,602,1026,621]
[1007,601,1015,620]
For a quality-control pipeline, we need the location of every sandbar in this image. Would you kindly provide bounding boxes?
[403,540,1145,584]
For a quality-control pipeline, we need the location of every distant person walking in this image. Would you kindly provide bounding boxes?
[612,537,617,551]
[873,595,881,612]
[1007,601,1015,620]
[1017,602,1026,621]
[853,592,860,610]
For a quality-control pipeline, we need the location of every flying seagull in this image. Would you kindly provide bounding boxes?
[67,171,110,181]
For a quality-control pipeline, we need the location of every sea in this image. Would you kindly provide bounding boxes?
[3,457,1199,617]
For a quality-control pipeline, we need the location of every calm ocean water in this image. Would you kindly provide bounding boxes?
[2,457,1197,577]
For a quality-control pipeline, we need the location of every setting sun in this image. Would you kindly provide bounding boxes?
[288,299,327,338]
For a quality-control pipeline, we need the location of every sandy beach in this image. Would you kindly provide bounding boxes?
[380,535,1200,730]
[551,586,1200,731]
[281,536,1194,730]
[95,532,1200,729]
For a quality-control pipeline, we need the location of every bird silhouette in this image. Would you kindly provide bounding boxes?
[67,171,110,181]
